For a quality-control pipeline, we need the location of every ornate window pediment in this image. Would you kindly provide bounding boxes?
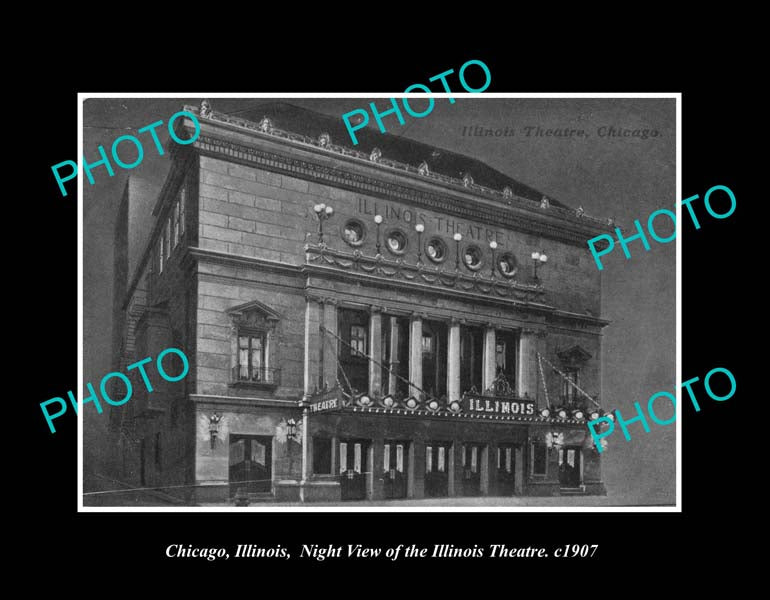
[227,300,282,388]
[556,344,592,368]
[226,300,281,331]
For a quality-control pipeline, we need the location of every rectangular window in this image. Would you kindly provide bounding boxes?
[437,447,445,472]
[470,446,478,473]
[425,447,433,473]
[353,443,362,473]
[383,443,390,472]
[562,368,579,404]
[164,218,171,261]
[396,444,404,472]
[154,432,162,471]
[421,333,433,355]
[505,447,512,473]
[179,185,186,235]
[339,442,347,474]
[313,438,332,475]
[350,325,367,357]
[238,333,267,382]
[496,341,506,370]
[533,443,547,476]
[173,201,180,247]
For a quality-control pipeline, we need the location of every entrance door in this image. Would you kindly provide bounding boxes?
[558,446,582,488]
[462,443,483,496]
[229,435,272,497]
[339,440,369,501]
[497,445,516,496]
[424,442,450,497]
[383,441,409,499]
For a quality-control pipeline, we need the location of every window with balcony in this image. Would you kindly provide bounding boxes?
[238,333,267,382]
[227,300,282,389]
[562,368,580,406]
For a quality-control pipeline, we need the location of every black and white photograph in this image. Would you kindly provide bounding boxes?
[80,95,677,509]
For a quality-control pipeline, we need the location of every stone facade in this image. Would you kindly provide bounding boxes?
[110,102,612,504]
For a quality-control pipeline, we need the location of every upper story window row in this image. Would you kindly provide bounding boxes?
[156,185,186,275]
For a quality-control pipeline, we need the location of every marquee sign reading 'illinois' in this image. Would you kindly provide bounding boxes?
[465,395,535,415]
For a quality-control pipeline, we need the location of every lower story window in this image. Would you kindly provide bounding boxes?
[532,443,547,475]
[313,438,332,475]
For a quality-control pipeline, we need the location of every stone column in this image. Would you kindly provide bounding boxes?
[518,328,538,399]
[407,442,416,498]
[304,297,322,395]
[409,314,423,399]
[482,324,496,392]
[388,316,400,395]
[300,405,310,488]
[534,330,548,406]
[321,299,338,391]
[514,446,524,495]
[369,306,383,397]
[371,437,385,500]
[331,435,338,479]
[480,445,490,495]
[447,318,461,402]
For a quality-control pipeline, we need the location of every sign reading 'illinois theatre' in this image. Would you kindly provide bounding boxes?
[465,396,536,415]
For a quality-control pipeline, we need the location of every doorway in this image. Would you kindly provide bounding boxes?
[229,435,273,496]
[558,446,582,488]
[424,442,451,497]
[497,444,517,496]
[339,439,370,501]
[383,440,409,499]
[462,443,484,496]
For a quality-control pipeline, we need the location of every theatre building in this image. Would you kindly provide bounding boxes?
[109,101,614,504]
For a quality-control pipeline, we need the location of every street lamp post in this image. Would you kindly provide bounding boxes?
[374,214,383,255]
[454,233,463,271]
[313,203,334,244]
[489,240,498,277]
[531,250,548,282]
[415,223,425,263]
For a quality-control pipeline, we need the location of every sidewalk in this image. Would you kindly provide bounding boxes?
[198,492,673,508]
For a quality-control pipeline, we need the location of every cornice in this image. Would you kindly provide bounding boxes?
[190,394,302,410]
[188,246,302,276]
[192,133,611,248]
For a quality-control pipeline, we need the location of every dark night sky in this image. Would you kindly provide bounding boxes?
[83,96,676,504]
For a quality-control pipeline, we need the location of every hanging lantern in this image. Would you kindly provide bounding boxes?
[545,431,564,449]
